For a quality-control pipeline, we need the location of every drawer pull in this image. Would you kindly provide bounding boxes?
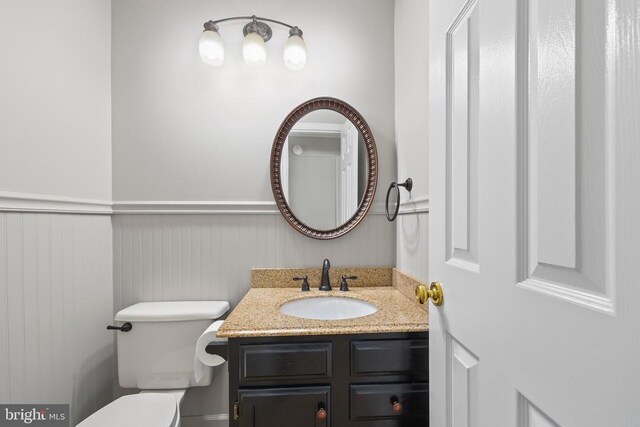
[317,407,327,420]
[390,395,403,413]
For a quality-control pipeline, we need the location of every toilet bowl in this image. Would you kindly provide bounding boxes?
[77,390,185,427]
[78,301,229,427]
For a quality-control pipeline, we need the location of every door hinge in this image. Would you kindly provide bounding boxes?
[233,400,240,420]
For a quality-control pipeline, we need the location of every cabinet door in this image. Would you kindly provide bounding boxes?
[238,386,330,427]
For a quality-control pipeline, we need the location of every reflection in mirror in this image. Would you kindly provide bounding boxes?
[280,110,368,230]
[386,183,399,217]
[271,97,378,239]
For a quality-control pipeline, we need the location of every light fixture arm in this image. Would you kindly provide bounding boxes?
[208,15,296,30]
[203,15,303,41]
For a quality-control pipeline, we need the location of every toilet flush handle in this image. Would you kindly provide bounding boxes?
[106,322,132,332]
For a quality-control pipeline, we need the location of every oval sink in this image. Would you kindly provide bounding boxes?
[280,297,378,320]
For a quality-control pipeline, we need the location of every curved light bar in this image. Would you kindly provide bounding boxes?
[199,15,307,70]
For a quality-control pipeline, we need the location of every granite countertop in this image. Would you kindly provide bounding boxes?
[217,286,428,338]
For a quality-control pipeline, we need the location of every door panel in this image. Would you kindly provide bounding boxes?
[516,0,614,310]
[446,0,480,272]
[447,336,478,427]
[429,0,640,426]
[526,0,578,271]
[517,394,561,427]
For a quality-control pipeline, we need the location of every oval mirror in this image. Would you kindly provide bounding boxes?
[271,98,378,239]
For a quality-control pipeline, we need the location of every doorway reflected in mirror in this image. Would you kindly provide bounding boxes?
[281,110,368,230]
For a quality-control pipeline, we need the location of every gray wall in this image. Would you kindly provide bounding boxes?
[111,0,396,203]
[0,0,112,201]
[0,1,114,425]
[394,0,430,281]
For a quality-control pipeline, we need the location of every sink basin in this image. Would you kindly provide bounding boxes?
[280,297,378,320]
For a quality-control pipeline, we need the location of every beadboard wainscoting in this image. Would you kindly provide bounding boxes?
[397,207,429,282]
[112,213,394,425]
[0,212,114,425]
[113,214,395,311]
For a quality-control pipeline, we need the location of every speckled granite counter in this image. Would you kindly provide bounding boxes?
[217,286,428,338]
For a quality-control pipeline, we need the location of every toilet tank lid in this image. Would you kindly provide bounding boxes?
[115,301,230,322]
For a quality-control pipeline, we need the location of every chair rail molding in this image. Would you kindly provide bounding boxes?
[0,193,396,216]
[111,200,389,215]
[111,200,280,215]
[398,195,430,215]
[0,191,112,215]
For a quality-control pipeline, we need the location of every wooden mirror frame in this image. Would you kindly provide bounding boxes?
[270,97,378,240]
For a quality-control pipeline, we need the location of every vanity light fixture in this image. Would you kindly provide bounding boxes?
[199,15,307,70]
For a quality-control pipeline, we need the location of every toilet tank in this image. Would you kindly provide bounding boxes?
[114,301,230,390]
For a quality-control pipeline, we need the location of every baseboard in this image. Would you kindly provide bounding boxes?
[180,414,229,427]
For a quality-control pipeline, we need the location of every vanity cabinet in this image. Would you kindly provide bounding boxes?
[227,332,428,427]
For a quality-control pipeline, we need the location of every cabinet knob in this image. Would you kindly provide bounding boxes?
[316,408,327,420]
[390,395,403,413]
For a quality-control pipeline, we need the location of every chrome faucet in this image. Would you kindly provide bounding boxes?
[319,259,331,291]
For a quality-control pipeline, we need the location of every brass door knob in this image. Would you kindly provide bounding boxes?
[415,282,444,306]
[392,401,403,413]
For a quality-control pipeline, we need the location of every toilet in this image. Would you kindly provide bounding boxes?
[78,301,230,427]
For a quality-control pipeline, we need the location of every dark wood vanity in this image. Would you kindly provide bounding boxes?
[227,331,429,427]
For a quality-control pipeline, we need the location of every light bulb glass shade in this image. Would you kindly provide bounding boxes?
[199,30,224,66]
[242,32,267,67]
[283,35,307,70]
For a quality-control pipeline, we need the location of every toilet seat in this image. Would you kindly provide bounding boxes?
[77,393,179,427]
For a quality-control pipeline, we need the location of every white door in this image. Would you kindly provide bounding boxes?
[428,1,640,426]
[340,120,359,223]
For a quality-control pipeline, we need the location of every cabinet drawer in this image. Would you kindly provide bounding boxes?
[238,386,330,427]
[351,339,428,377]
[240,342,332,381]
[350,383,428,421]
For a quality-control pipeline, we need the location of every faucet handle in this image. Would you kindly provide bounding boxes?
[340,275,358,292]
[293,275,310,292]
